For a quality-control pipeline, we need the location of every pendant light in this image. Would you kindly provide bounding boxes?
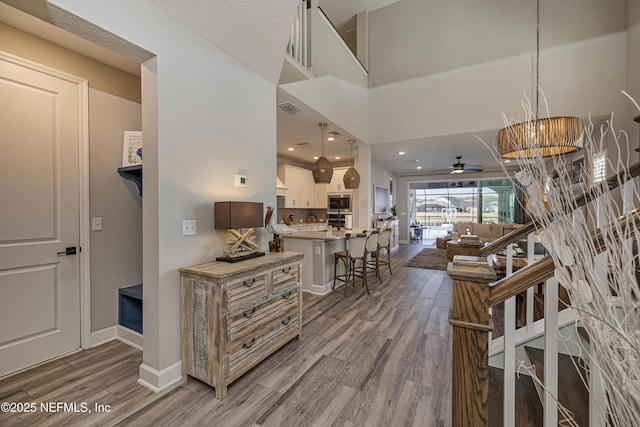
[497,0,583,159]
[343,139,360,189]
[312,122,333,184]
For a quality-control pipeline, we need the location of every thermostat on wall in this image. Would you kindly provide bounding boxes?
[235,173,247,188]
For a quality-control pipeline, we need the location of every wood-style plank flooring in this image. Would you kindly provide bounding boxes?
[0,242,454,427]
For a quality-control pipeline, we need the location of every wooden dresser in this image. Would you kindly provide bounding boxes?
[179,251,304,399]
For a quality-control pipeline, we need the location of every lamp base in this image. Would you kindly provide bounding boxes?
[216,251,265,263]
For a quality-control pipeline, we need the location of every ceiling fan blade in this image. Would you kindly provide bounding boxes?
[465,165,483,172]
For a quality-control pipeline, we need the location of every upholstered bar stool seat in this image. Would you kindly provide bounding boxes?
[333,233,370,296]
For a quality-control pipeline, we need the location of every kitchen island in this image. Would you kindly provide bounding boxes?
[282,228,365,295]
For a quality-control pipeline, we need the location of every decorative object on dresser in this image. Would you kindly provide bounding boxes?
[180,251,304,399]
[214,201,265,262]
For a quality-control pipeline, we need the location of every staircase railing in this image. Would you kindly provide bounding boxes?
[478,161,640,258]
[448,161,640,427]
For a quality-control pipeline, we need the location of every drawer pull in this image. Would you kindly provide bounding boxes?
[243,308,256,318]
[243,278,256,288]
[282,316,292,326]
[243,338,256,349]
[282,266,292,274]
[282,292,292,300]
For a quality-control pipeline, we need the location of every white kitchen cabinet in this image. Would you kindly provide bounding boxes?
[278,164,327,209]
[325,167,352,194]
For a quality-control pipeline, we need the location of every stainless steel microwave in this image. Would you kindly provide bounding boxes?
[327,195,352,211]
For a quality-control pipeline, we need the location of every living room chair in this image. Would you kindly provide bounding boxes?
[333,233,370,296]
[376,228,393,276]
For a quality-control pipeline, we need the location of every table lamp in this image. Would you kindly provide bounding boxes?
[214,201,265,262]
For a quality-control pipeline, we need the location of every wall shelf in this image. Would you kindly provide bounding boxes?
[117,165,142,196]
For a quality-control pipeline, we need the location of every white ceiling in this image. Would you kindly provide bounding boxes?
[146,0,300,84]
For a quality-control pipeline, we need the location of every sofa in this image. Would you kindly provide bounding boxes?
[450,222,523,243]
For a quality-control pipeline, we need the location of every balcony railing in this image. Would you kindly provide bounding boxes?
[286,0,309,69]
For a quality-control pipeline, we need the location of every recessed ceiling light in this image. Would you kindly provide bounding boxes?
[287,147,294,151]
[504,159,511,163]
[416,166,422,170]
[327,136,335,141]
[398,151,406,155]
[334,156,341,160]
[313,156,319,160]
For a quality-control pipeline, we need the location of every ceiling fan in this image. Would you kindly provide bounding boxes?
[448,156,483,174]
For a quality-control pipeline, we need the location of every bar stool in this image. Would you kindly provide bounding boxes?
[333,233,370,296]
[376,228,393,276]
[365,230,381,280]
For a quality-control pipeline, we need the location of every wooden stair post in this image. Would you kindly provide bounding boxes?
[447,255,496,427]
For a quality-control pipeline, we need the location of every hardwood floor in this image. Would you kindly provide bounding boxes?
[0,243,455,427]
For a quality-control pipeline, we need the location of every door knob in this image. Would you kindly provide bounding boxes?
[57,247,77,256]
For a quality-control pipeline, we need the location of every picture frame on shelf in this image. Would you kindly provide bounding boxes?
[122,131,142,167]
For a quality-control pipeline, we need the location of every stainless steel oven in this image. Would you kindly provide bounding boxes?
[327,195,352,212]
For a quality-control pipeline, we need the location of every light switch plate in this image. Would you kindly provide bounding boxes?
[182,220,196,236]
[92,217,103,231]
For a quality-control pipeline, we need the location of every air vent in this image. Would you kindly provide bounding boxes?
[328,130,341,136]
[296,141,311,146]
[277,102,301,114]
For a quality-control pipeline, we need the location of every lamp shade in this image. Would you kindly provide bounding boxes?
[498,117,584,159]
[214,201,263,229]
[343,166,360,189]
[312,156,333,184]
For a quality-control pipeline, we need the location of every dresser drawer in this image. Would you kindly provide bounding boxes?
[226,274,268,311]
[271,262,300,292]
[227,311,299,381]
[227,290,299,343]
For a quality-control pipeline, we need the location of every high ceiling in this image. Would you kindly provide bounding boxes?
[277,0,628,176]
[2,0,627,178]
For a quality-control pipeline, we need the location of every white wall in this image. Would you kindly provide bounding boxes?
[368,34,628,146]
[280,5,369,143]
[367,0,629,146]
[48,0,282,389]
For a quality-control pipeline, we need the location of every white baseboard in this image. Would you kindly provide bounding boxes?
[90,326,118,347]
[90,325,143,351]
[92,325,181,393]
[138,360,183,393]
[116,325,143,350]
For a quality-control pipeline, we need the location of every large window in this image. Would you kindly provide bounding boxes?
[479,180,515,224]
[409,180,516,229]
[411,182,478,227]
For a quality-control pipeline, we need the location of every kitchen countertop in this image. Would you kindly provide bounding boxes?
[282,228,367,240]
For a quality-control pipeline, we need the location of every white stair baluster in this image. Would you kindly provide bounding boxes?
[544,276,559,427]
[503,243,516,425]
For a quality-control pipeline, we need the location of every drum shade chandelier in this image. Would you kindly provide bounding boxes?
[343,139,360,189]
[497,0,583,159]
[312,122,333,184]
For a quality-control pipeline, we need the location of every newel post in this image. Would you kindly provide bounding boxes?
[447,255,496,427]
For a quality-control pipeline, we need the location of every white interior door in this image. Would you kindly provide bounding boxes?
[0,53,82,377]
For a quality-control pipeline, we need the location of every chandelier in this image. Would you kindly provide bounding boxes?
[497,0,583,159]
